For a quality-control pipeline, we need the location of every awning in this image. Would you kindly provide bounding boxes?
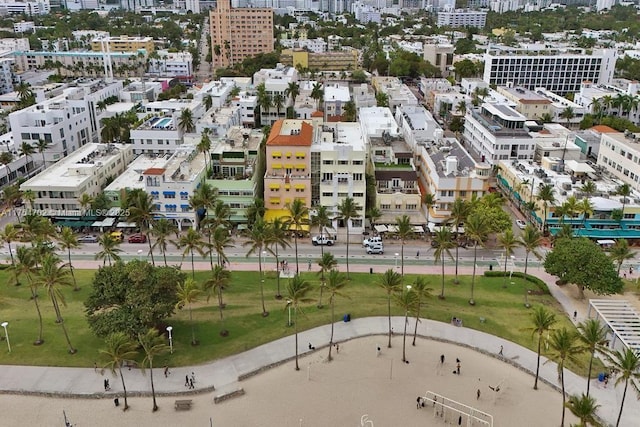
[387,225,398,233]
[264,209,291,222]
[269,198,281,204]
[269,184,281,190]
[272,164,282,169]
[295,164,306,169]
[117,222,137,228]
[295,152,306,157]
[271,151,282,157]
[374,225,388,233]
[413,225,425,233]
[285,152,292,158]
[294,184,305,189]
[285,164,294,169]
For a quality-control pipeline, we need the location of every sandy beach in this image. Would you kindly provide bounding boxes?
[0,335,575,427]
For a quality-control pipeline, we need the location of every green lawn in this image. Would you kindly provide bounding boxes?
[0,268,597,376]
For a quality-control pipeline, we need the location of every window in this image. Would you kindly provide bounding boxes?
[353,160,363,165]
[323,160,333,165]
[353,192,364,197]
[322,192,332,197]
[395,204,402,210]
[338,160,348,165]
[322,173,333,181]
[353,173,363,181]
[381,204,391,210]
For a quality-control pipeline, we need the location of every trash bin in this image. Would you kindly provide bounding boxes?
[114,397,120,407]
[598,373,605,382]
[489,264,493,271]
[343,314,351,322]
[369,267,373,274]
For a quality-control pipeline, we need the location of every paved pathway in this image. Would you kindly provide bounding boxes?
[1,260,637,426]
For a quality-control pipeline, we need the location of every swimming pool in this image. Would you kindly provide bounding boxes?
[157,118,172,128]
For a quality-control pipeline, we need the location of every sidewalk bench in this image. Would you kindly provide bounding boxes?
[175,399,193,410]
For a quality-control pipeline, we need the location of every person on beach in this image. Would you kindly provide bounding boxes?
[440,354,445,364]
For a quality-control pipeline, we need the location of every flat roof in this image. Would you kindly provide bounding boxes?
[315,122,365,152]
[104,155,169,192]
[589,300,640,355]
[324,84,350,102]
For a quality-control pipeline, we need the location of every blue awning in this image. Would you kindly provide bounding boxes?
[163,191,176,196]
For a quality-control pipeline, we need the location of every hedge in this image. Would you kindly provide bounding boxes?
[483,271,550,294]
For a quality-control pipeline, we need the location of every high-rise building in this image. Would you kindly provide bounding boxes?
[210,0,274,69]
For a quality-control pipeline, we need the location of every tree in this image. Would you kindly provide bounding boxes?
[375,91,389,107]
[137,328,169,412]
[609,239,634,275]
[544,237,623,298]
[449,199,470,283]
[498,229,520,288]
[176,277,202,345]
[422,193,436,230]
[537,184,556,233]
[176,228,205,280]
[395,286,418,363]
[310,205,333,285]
[519,225,543,279]
[565,393,601,427]
[35,138,51,166]
[468,194,512,234]
[580,180,597,198]
[577,319,608,397]
[600,348,640,427]
[530,306,557,390]
[284,275,313,371]
[243,217,270,317]
[324,269,348,361]
[151,218,177,266]
[432,228,455,299]
[58,227,80,291]
[246,198,265,228]
[464,213,489,305]
[395,214,413,276]
[95,233,122,266]
[577,198,594,227]
[311,82,324,110]
[0,151,13,183]
[86,261,183,338]
[285,198,309,274]
[178,108,195,133]
[197,133,211,173]
[14,246,44,344]
[36,254,76,353]
[204,265,231,336]
[411,277,433,346]
[78,193,93,212]
[100,332,138,411]
[0,223,20,286]
[128,191,157,266]
[337,197,360,279]
[342,100,356,122]
[266,218,290,299]
[317,252,337,308]
[365,207,382,230]
[546,328,584,427]
[210,225,233,268]
[379,269,402,348]
[285,81,300,105]
[19,141,35,171]
[272,93,285,117]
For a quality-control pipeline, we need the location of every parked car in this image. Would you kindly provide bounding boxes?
[516,220,527,230]
[312,235,335,246]
[363,236,383,247]
[77,234,98,243]
[128,233,147,244]
[366,243,384,254]
[110,231,124,241]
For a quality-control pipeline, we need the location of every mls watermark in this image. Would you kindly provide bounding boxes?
[13,208,131,217]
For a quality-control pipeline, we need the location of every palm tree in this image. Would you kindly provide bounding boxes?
[58,227,80,291]
[36,254,76,353]
[35,139,51,166]
[204,265,231,336]
[395,214,413,276]
[210,225,233,268]
[22,189,35,209]
[609,239,634,275]
[243,217,270,317]
[14,246,44,344]
[337,197,360,279]
[498,229,520,288]
[455,100,467,115]
[546,328,584,427]
[530,306,557,390]
[464,213,489,305]
[0,223,20,286]
[128,191,157,266]
[324,269,348,362]
[100,332,138,411]
[176,277,202,345]
[0,151,13,183]
[365,207,382,231]
[151,218,177,266]
[203,94,213,111]
[537,184,556,233]
[311,82,324,110]
[189,182,217,229]
[197,133,212,173]
[422,193,436,230]
[178,108,195,133]
[285,81,300,104]
[285,198,309,274]
[317,252,337,308]
[600,347,640,427]
[432,228,455,299]
[272,93,285,117]
[565,393,601,427]
[449,199,470,283]
[266,218,290,299]
[137,328,169,412]
[310,205,333,276]
[411,277,432,346]
[19,141,35,171]
[577,319,608,397]
[519,225,543,278]
[78,193,93,213]
[95,233,122,266]
[176,228,205,280]
[246,198,266,228]
[379,268,402,348]
[617,183,631,215]
[342,100,357,121]
[580,180,597,198]
[284,275,313,371]
[395,286,418,362]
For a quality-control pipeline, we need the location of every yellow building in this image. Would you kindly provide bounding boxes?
[91,36,155,53]
[280,49,358,71]
[497,86,552,120]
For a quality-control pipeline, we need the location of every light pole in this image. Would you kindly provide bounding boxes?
[395,253,399,269]
[166,326,173,354]
[1,321,10,353]
[287,300,292,327]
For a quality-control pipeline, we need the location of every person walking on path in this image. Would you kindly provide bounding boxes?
[456,358,461,375]
[164,366,169,377]
[376,346,381,357]
[185,375,189,387]
[573,310,577,321]
[416,396,422,409]
[498,345,503,356]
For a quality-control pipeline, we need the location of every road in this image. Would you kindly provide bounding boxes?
[195,16,211,83]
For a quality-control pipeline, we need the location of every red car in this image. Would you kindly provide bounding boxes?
[128,233,147,243]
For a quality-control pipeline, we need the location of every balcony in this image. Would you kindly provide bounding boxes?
[377,187,420,194]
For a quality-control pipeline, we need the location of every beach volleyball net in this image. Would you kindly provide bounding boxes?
[422,391,493,427]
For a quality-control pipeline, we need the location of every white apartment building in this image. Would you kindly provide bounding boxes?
[0,37,29,51]
[437,10,487,28]
[424,43,454,77]
[148,50,193,78]
[185,0,200,13]
[534,87,586,127]
[253,64,298,125]
[197,79,235,110]
[372,76,418,112]
[129,115,184,155]
[0,58,15,95]
[483,48,617,95]
[0,0,50,15]
[352,83,376,111]
[574,79,640,124]
[0,132,37,187]
[103,153,169,207]
[196,106,241,138]
[13,50,147,78]
[143,98,205,119]
[598,131,640,191]
[313,121,366,231]
[20,143,134,214]
[13,22,35,33]
[323,83,350,121]
[280,37,327,53]
[231,91,258,127]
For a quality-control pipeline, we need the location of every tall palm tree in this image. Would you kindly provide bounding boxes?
[285,81,300,104]
[35,138,51,166]
[498,229,520,288]
[210,226,233,267]
[246,198,265,228]
[311,82,324,110]
[546,328,584,427]
[395,286,418,362]
[342,100,356,121]
[324,269,348,362]
[78,193,93,213]
[411,276,432,346]
[337,197,360,279]
[379,268,402,348]
[317,252,337,308]
[395,214,413,276]
[266,218,290,299]
[178,108,195,133]
[464,213,489,305]
[0,223,20,286]
[565,393,601,427]
[204,265,231,336]
[600,347,640,427]
[128,191,157,266]
[519,225,543,278]
[176,228,204,280]
[272,93,285,117]
[530,306,557,390]
[189,182,217,229]
[244,217,270,317]
[609,239,634,275]
[100,332,138,411]
[176,277,202,345]
[284,275,314,371]
[58,227,80,291]
[35,254,76,354]
[14,246,44,344]
[577,319,608,397]
[537,184,556,233]
[137,328,169,412]
[285,199,309,274]
[19,141,35,171]
[310,205,333,279]
[95,233,122,266]
[0,151,13,183]
[422,193,436,232]
[432,228,455,299]
[197,133,212,173]
[365,207,382,231]
[580,180,597,198]
[22,189,35,209]
[449,199,470,283]
[203,94,213,111]
[151,218,177,266]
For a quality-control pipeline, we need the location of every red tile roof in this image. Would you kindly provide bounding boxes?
[590,125,619,133]
[143,168,166,175]
[311,111,324,118]
[267,120,313,147]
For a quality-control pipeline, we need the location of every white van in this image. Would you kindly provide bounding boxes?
[363,236,383,247]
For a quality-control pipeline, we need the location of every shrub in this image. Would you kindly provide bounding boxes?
[483,271,550,294]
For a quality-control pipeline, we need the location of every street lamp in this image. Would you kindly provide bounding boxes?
[286,300,292,327]
[1,321,10,353]
[395,253,399,269]
[166,326,173,354]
